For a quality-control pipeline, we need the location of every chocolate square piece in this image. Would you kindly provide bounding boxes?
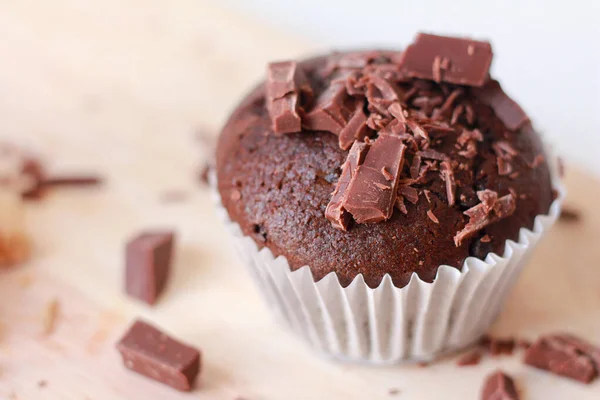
[125,231,174,305]
[117,319,201,391]
[398,33,493,87]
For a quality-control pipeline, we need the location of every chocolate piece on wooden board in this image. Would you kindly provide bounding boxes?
[524,334,599,384]
[125,231,175,305]
[472,80,530,131]
[116,320,201,391]
[343,135,406,223]
[480,371,520,400]
[398,33,493,87]
[325,141,370,231]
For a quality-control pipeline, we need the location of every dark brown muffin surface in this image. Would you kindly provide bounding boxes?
[216,44,554,288]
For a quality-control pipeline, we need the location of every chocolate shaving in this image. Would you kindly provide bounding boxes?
[492,140,518,159]
[406,120,430,142]
[398,33,493,87]
[481,371,520,400]
[395,196,408,214]
[388,102,407,123]
[417,148,448,161]
[398,185,419,204]
[338,100,370,150]
[451,104,464,125]
[343,136,406,223]
[268,94,302,135]
[480,234,491,243]
[454,191,516,246]
[410,155,422,179]
[440,161,456,206]
[464,103,476,125]
[427,210,439,224]
[325,141,370,231]
[497,157,513,176]
[381,167,393,181]
[472,80,530,131]
[457,128,483,146]
[458,141,478,159]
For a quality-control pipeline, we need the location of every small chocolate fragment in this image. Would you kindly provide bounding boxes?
[454,191,516,246]
[472,80,530,131]
[125,231,175,305]
[427,210,439,224]
[480,234,491,243]
[325,142,370,231]
[481,371,520,400]
[199,164,211,185]
[338,101,370,150]
[524,334,598,384]
[417,148,448,161]
[559,208,581,223]
[304,81,350,134]
[266,61,311,135]
[343,135,406,223]
[41,175,102,187]
[457,349,482,366]
[398,184,419,204]
[489,338,516,356]
[440,161,456,206]
[398,33,493,87]
[117,319,201,391]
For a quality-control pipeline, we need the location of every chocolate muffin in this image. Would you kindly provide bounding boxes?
[214,33,562,363]
[216,34,554,288]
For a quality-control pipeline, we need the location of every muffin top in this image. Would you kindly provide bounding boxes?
[216,33,555,288]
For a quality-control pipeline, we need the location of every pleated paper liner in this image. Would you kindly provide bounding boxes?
[211,144,564,364]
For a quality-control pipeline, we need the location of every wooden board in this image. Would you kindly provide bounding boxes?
[0,1,599,399]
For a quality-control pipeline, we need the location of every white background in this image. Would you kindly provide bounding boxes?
[222,0,600,175]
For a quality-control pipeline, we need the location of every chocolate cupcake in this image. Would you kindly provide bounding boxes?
[214,33,564,363]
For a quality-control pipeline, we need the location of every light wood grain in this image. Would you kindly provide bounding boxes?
[0,1,599,399]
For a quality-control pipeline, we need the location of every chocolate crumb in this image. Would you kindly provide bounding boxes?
[480,234,491,243]
[559,208,581,223]
[160,190,189,204]
[37,380,48,388]
[42,298,60,336]
[199,164,211,185]
[457,349,482,366]
[388,388,401,396]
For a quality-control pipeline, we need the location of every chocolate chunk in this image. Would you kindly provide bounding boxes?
[125,231,175,305]
[559,207,581,222]
[303,80,351,134]
[338,101,370,150]
[325,142,370,231]
[457,349,482,366]
[266,61,311,100]
[343,135,406,223]
[454,192,516,246]
[117,319,201,391]
[41,175,103,187]
[524,335,598,384]
[268,94,302,135]
[440,161,456,206]
[472,80,530,131]
[481,371,520,400]
[266,61,312,135]
[398,33,493,87]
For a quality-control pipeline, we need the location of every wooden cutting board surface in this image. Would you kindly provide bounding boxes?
[0,1,599,399]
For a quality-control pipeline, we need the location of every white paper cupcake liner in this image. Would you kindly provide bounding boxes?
[211,145,564,364]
